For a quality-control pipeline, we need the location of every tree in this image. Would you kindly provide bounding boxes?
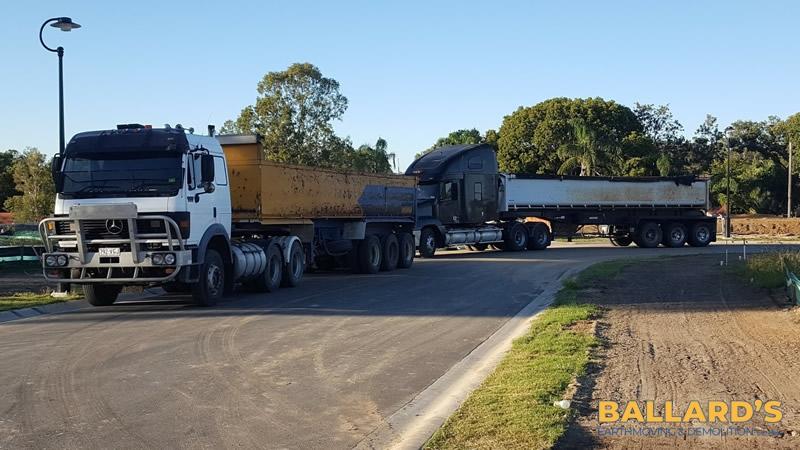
[557,120,621,175]
[350,138,392,174]
[229,63,349,167]
[497,97,643,175]
[0,149,20,211]
[4,148,54,222]
[416,128,487,159]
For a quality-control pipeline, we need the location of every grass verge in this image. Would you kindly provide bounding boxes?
[425,260,631,450]
[0,292,81,312]
[741,251,800,288]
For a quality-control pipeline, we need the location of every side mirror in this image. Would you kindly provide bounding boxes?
[51,154,63,190]
[202,181,216,193]
[200,154,215,183]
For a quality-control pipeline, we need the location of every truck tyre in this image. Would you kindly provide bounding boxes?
[84,284,121,307]
[504,222,528,251]
[254,243,283,292]
[663,222,688,247]
[610,235,633,247]
[281,241,305,287]
[688,222,713,247]
[398,232,415,269]
[419,227,437,258]
[380,234,400,271]
[358,235,382,274]
[635,222,662,248]
[192,249,225,307]
[527,223,550,250]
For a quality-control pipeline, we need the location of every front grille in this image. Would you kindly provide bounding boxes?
[55,221,74,235]
[81,220,131,240]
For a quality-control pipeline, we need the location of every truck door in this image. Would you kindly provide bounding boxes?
[186,153,217,244]
[438,179,462,224]
[464,173,498,224]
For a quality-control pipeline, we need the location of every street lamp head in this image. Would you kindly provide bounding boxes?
[50,17,81,32]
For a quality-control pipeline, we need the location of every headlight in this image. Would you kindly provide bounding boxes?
[45,255,57,267]
[152,253,164,265]
[163,253,176,265]
[56,255,68,266]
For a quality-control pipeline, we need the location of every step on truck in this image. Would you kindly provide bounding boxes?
[40,125,416,306]
[406,143,715,256]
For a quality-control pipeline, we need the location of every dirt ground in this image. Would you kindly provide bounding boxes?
[728,215,800,237]
[559,255,800,449]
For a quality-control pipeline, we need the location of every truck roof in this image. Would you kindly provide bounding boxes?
[405,143,494,182]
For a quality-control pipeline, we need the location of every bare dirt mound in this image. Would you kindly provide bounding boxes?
[559,255,800,449]
[727,215,800,237]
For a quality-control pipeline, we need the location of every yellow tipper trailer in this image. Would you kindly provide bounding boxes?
[219,135,417,224]
[216,134,417,275]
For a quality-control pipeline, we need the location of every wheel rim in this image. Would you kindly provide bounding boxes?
[514,229,525,246]
[696,227,709,242]
[207,264,223,297]
[269,255,281,284]
[291,249,303,277]
[370,243,380,267]
[536,231,547,245]
[425,235,435,251]
[645,229,657,242]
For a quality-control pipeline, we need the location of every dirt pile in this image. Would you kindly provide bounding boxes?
[723,215,800,237]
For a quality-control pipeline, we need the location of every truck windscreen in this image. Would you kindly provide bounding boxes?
[60,152,183,198]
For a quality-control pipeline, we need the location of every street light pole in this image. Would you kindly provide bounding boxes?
[725,126,734,238]
[790,141,794,218]
[40,17,80,296]
[39,17,81,155]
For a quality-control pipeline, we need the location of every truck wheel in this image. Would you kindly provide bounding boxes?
[83,284,121,306]
[688,222,713,247]
[281,241,305,287]
[663,223,688,247]
[610,235,633,247]
[380,234,399,271]
[635,222,662,248]
[358,235,382,274]
[398,232,415,269]
[527,223,550,250]
[504,222,528,251]
[192,249,225,307]
[254,243,283,292]
[419,227,437,258]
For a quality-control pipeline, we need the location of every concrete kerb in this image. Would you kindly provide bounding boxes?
[354,262,593,450]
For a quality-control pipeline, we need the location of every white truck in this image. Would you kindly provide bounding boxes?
[39,125,416,306]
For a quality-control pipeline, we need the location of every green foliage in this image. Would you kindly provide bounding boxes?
[227,63,391,173]
[0,150,20,211]
[427,260,630,450]
[350,138,393,174]
[416,128,488,160]
[3,148,54,222]
[742,251,800,289]
[497,97,642,175]
[556,119,621,175]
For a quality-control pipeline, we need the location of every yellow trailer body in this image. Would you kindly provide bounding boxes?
[219,135,417,225]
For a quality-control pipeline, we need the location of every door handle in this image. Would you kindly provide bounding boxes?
[213,207,217,218]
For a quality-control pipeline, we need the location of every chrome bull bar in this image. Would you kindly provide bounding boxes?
[38,215,189,283]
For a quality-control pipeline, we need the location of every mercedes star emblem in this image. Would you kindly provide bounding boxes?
[105,219,123,235]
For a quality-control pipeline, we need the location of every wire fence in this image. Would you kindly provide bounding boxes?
[0,245,43,263]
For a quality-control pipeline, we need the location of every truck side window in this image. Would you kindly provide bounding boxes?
[213,156,228,186]
[474,182,482,201]
[441,181,458,201]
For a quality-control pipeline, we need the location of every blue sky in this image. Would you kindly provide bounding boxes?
[3,1,799,170]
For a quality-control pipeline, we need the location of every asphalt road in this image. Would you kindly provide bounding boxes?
[0,242,772,449]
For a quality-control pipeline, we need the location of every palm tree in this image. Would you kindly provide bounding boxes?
[557,119,620,176]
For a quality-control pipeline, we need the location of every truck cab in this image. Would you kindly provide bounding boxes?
[40,125,233,305]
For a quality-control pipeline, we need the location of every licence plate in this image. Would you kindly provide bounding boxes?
[99,247,120,257]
